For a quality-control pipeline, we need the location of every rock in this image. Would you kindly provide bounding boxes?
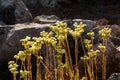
[117,46,120,51]
[33,15,61,24]
[0,4,16,24]
[108,73,120,80]
[14,0,33,23]
[0,25,13,48]
[96,18,109,29]
[39,0,72,8]
[110,36,120,46]
[23,0,72,8]
[0,0,33,24]
[96,18,108,26]
[0,23,51,80]
[39,0,60,7]
[110,25,120,38]
[0,21,5,25]
[0,23,51,62]
[22,0,38,6]
[104,40,120,78]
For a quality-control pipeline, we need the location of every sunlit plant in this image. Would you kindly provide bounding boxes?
[98,28,111,80]
[8,21,111,80]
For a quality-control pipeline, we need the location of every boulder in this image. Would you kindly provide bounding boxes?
[108,73,120,80]
[33,15,61,24]
[0,21,5,25]
[110,25,120,38]
[0,0,32,24]
[0,23,50,62]
[38,0,73,8]
[22,0,72,8]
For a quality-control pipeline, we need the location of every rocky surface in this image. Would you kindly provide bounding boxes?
[110,25,120,38]
[0,0,120,25]
[0,0,32,24]
[23,0,72,8]
[0,21,5,25]
[0,23,50,62]
[33,15,61,24]
[33,0,120,24]
[108,73,120,80]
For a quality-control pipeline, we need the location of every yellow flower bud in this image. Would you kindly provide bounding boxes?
[87,32,95,39]
[99,28,111,40]
[98,44,106,52]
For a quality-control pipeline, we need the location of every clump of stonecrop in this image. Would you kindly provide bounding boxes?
[69,22,85,39]
[98,27,111,80]
[8,21,111,80]
[99,28,111,40]
[8,61,19,75]
[49,21,69,42]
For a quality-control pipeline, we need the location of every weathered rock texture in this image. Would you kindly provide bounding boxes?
[0,0,120,25]
[33,15,61,24]
[0,23,50,62]
[0,0,32,24]
[108,73,120,80]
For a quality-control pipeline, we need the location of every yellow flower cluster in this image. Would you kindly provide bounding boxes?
[14,36,44,62]
[88,49,100,58]
[87,32,95,39]
[31,37,43,53]
[84,39,92,51]
[8,61,19,75]
[69,22,85,39]
[98,43,106,53]
[54,45,65,55]
[49,21,69,42]
[40,31,57,46]
[99,28,111,40]
[14,51,26,61]
[20,70,29,78]
[20,36,31,49]
[81,55,90,62]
